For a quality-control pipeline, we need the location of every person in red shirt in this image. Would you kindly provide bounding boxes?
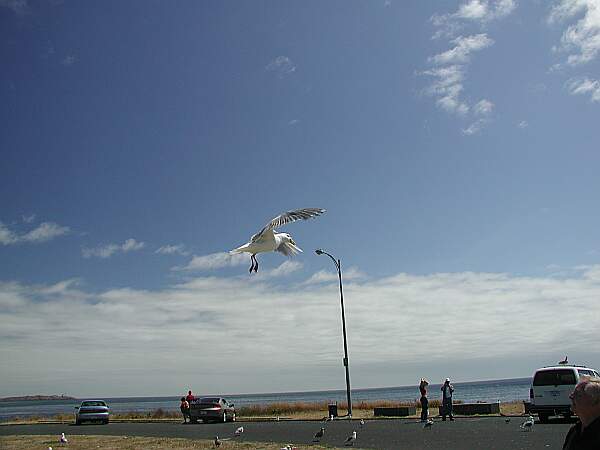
[186,390,195,402]
[419,378,429,422]
[179,397,190,424]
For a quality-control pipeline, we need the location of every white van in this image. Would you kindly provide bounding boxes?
[529,364,599,422]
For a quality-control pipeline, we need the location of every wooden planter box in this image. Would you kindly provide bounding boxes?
[374,406,416,417]
[438,402,500,415]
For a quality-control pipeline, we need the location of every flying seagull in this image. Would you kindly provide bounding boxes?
[344,430,357,446]
[520,415,534,431]
[313,427,325,442]
[230,208,326,273]
[559,355,568,365]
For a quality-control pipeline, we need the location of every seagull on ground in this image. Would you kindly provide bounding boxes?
[423,419,434,429]
[313,427,325,442]
[214,436,221,447]
[59,432,68,444]
[234,426,244,436]
[520,415,535,431]
[230,208,326,273]
[505,417,511,423]
[344,430,357,446]
[359,418,365,427]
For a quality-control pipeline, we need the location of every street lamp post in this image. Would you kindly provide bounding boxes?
[315,249,352,418]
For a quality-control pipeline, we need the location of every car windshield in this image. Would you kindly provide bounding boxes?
[199,397,221,403]
[81,401,106,407]
[533,369,576,386]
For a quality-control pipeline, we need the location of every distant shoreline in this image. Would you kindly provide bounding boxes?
[0,395,77,402]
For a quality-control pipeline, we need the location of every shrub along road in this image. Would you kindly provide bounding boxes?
[0,417,572,449]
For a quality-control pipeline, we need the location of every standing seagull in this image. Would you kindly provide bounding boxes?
[59,433,68,444]
[313,427,325,442]
[230,208,326,273]
[234,426,244,436]
[423,419,434,429]
[214,436,221,447]
[520,415,535,431]
[344,430,357,446]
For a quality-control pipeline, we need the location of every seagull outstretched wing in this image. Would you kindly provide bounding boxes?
[251,208,325,243]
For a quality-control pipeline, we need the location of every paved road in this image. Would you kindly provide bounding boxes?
[1,417,572,449]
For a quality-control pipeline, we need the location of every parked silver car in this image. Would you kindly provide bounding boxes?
[189,397,236,423]
[74,400,110,425]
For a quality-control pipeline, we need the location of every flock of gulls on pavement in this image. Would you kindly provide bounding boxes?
[46,414,537,449]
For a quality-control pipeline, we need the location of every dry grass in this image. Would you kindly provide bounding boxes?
[0,435,344,450]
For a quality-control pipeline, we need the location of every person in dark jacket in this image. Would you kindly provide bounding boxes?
[419,378,429,422]
[563,377,600,450]
[441,378,454,421]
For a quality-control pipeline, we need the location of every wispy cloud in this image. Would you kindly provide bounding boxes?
[82,238,145,259]
[303,267,366,285]
[0,0,29,15]
[22,214,36,223]
[432,0,517,39]
[61,55,76,66]
[548,0,600,67]
[429,34,495,65]
[423,1,515,134]
[565,76,600,101]
[266,56,296,77]
[155,244,190,256]
[518,120,529,128]
[288,119,300,126]
[2,266,600,395]
[173,251,247,271]
[0,220,69,245]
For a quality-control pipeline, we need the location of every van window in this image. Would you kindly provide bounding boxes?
[533,369,576,386]
[578,369,594,378]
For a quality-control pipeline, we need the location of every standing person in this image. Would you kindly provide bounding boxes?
[180,397,190,424]
[186,390,195,402]
[441,378,454,421]
[419,378,429,422]
[562,377,600,449]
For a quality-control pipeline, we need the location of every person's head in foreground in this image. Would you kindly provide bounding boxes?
[570,377,600,428]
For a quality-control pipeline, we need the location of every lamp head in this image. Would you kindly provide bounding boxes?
[315,249,324,255]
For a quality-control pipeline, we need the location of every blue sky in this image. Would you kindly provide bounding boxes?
[1,0,600,397]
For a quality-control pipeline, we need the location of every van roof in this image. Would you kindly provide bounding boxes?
[535,365,596,371]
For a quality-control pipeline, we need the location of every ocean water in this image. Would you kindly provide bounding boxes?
[0,377,531,420]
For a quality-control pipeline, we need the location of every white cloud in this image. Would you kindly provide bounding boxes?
[548,0,600,66]
[518,120,529,128]
[156,244,190,256]
[473,98,494,115]
[62,55,76,66]
[0,0,29,15]
[174,251,248,271]
[2,266,600,396]
[288,119,300,126]
[303,267,367,285]
[22,214,35,223]
[422,65,470,115]
[565,76,600,101]
[424,2,515,134]
[432,0,517,39]
[0,220,69,245]
[429,34,495,65]
[82,238,145,259]
[266,56,296,77]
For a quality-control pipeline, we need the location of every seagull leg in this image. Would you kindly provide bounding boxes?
[249,255,255,273]
[254,257,259,272]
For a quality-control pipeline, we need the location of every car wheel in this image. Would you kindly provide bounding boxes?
[538,413,550,423]
[104,419,109,425]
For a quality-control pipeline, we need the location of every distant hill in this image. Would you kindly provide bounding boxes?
[0,394,77,402]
